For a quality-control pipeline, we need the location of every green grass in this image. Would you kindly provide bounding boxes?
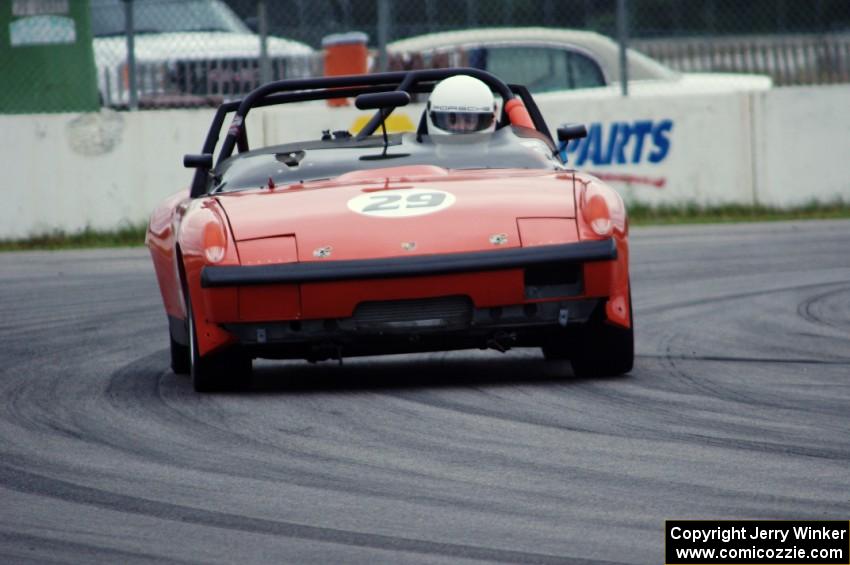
[628,200,850,225]
[0,224,147,251]
[1,201,849,251]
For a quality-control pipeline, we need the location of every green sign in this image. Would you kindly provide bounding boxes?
[1,0,99,113]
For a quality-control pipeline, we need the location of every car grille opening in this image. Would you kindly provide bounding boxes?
[353,295,473,331]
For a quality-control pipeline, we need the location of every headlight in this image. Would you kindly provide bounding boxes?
[579,180,625,238]
[203,221,227,264]
[585,194,613,237]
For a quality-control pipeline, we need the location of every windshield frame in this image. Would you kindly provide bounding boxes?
[212,128,562,194]
[186,69,554,198]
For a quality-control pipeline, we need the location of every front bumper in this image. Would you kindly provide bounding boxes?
[189,237,628,357]
[201,238,616,287]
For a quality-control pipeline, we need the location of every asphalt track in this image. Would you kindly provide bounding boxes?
[0,220,848,564]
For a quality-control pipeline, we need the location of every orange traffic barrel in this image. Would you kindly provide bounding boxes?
[322,32,369,107]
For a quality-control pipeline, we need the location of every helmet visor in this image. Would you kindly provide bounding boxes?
[429,111,494,133]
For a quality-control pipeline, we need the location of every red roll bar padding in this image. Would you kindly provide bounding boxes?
[504,98,535,129]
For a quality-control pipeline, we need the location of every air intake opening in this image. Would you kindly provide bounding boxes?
[353,295,473,332]
[525,262,583,299]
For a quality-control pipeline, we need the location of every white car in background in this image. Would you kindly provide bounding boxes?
[387,27,772,98]
[91,0,317,107]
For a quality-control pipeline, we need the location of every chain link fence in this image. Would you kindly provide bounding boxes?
[5,0,850,113]
[91,0,319,109]
[228,0,850,46]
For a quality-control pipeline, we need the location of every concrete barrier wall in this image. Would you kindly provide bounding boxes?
[752,85,850,206]
[533,90,757,206]
[0,109,274,238]
[0,85,848,239]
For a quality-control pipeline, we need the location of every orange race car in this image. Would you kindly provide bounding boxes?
[146,68,633,392]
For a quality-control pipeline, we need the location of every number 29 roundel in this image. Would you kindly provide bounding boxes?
[347,189,456,218]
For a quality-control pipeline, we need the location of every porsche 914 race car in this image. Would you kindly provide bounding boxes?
[146,68,633,391]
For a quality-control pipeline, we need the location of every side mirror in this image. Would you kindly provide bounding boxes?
[184,153,213,169]
[355,91,411,110]
[557,124,588,142]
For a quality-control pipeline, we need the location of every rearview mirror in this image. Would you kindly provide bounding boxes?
[184,153,213,169]
[557,124,588,142]
[355,91,411,111]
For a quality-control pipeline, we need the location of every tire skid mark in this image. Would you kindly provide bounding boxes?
[796,285,850,332]
[1,351,493,520]
[109,360,493,512]
[642,281,849,414]
[0,464,612,565]
[384,376,850,462]
[639,354,850,365]
[100,356,569,521]
[0,530,198,565]
[642,279,849,315]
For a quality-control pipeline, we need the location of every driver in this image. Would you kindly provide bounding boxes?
[426,75,497,135]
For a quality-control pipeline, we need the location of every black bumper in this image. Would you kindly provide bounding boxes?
[201,238,616,288]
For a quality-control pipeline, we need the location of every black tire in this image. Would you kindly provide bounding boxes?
[569,320,634,377]
[542,290,634,377]
[170,332,190,375]
[187,297,251,392]
[540,329,573,360]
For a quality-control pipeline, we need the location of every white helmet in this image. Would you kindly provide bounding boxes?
[426,75,497,136]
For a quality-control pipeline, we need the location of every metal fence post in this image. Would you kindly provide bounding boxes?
[124,0,137,110]
[616,0,629,97]
[258,0,270,84]
[705,0,716,34]
[502,0,514,25]
[425,0,437,33]
[377,0,390,72]
[776,0,787,32]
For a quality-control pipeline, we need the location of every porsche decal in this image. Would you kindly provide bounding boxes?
[313,246,332,258]
[347,189,455,218]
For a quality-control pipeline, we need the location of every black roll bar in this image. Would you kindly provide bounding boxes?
[190,83,437,196]
[217,68,515,166]
[189,69,549,197]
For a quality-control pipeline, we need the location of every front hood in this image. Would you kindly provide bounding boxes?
[216,167,576,262]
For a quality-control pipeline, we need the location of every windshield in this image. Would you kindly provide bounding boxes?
[90,0,250,37]
[215,128,562,193]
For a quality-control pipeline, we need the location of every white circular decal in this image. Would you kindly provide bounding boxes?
[347,189,456,218]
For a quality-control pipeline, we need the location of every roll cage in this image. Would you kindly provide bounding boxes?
[186,68,553,197]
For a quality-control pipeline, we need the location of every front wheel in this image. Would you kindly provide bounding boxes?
[568,320,633,377]
[187,297,251,392]
[170,332,190,375]
[542,291,634,377]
